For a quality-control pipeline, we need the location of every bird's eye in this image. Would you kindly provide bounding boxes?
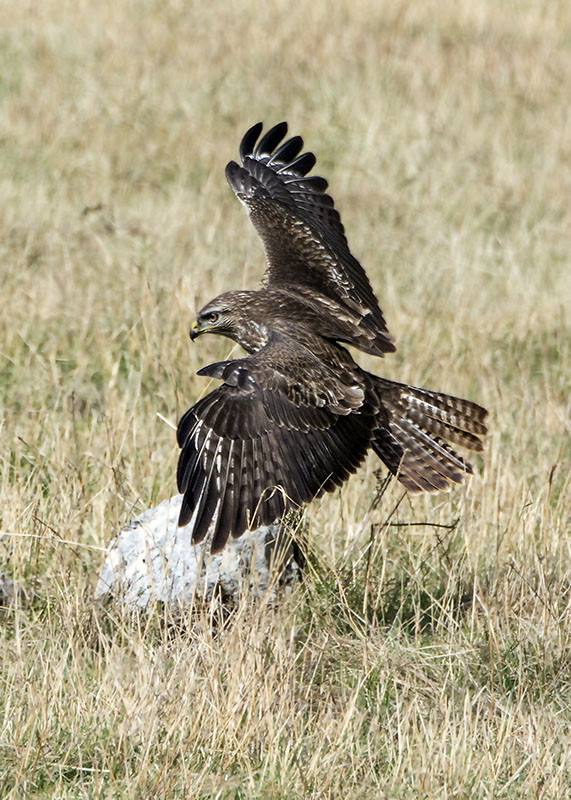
[204,312,220,324]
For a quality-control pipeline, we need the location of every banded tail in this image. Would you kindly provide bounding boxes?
[372,378,488,492]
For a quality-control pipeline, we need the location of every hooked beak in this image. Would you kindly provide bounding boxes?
[189,320,200,341]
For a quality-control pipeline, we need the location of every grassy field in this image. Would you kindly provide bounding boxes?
[0,0,569,797]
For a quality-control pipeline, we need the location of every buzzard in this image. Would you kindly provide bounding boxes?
[177,122,488,553]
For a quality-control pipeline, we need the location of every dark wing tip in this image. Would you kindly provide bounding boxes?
[294,175,329,193]
[178,496,193,528]
[286,151,316,176]
[239,120,290,162]
[255,122,288,158]
[225,160,240,189]
[235,121,333,191]
[239,122,264,161]
[269,135,304,166]
[197,361,226,379]
[176,407,197,448]
[210,527,231,554]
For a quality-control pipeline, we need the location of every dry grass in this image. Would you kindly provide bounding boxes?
[0,0,570,797]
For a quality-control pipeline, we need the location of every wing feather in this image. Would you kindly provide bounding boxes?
[239,121,263,160]
[210,439,238,553]
[189,438,224,544]
[279,151,316,176]
[268,135,304,166]
[225,122,395,356]
[255,121,289,157]
[234,438,254,536]
[177,336,376,551]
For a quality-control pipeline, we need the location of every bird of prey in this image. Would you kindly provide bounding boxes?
[177,122,488,553]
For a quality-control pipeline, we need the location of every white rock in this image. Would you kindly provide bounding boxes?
[95,495,298,609]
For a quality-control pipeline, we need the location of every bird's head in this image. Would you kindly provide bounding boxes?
[190,297,233,340]
[189,291,262,348]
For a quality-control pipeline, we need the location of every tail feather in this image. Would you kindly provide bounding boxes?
[406,412,484,452]
[372,378,488,493]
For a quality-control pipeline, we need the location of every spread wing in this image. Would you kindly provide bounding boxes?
[176,333,377,553]
[225,122,395,356]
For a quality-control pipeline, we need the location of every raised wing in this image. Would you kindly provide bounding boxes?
[176,334,377,553]
[225,122,395,356]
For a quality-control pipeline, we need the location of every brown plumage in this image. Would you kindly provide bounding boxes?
[177,122,488,553]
